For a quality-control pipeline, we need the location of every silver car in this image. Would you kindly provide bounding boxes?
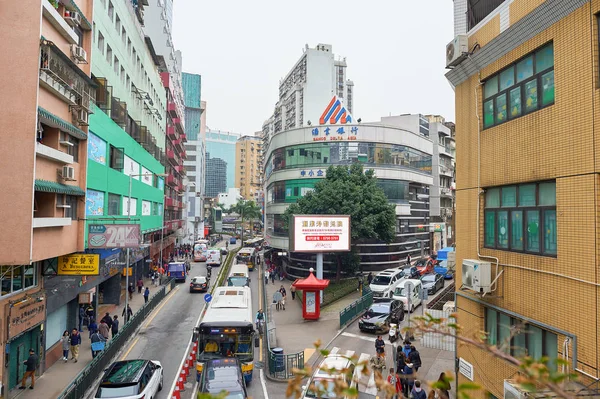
[95,359,163,399]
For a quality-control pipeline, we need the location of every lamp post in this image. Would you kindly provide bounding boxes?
[125,172,167,321]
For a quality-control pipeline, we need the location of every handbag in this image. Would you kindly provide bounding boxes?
[91,341,106,351]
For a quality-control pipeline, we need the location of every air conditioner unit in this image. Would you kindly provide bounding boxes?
[64,11,82,27]
[62,166,75,181]
[504,380,529,399]
[461,259,492,294]
[446,34,468,68]
[71,45,87,63]
[74,108,88,126]
[59,133,74,147]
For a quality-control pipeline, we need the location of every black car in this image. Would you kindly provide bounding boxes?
[421,273,444,295]
[199,358,248,398]
[403,266,420,280]
[358,299,404,333]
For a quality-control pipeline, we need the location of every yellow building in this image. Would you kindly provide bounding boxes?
[447,0,600,397]
[235,135,262,200]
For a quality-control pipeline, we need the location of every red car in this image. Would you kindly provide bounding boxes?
[415,258,435,276]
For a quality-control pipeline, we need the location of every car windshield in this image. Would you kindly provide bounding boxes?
[305,378,337,398]
[371,276,391,285]
[96,384,138,398]
[365,304,389,317]
[394,287,406,296]
[421,275,435,283]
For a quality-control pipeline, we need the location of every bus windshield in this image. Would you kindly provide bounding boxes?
[227,277,249,287]
[198,329,254,362]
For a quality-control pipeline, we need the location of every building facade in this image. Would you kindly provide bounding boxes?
[206,129,241,191]
[0,0,94,391]
[205,153,228,198]
[448,0,599,396]
[235,136,263,200]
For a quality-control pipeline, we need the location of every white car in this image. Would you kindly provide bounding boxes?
[302,354,356,398]
[391,279,423,313]
[369,268,406,298]
[94,359,163,399]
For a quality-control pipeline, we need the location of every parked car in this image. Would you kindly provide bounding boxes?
[199,358,248,398]
[189,276,210,293]
[301,354,356,398]
[358,298,404,333]
[403,266,420,280]
[420,273,445,295]
[392,279,423,313]
[94,359,162,399]
[369,268,406,298]
[416,259,435,275]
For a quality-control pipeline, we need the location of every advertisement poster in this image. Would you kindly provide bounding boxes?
[290,215,351,252]
[86,189,104,216]
[123,155,140,179]
[305,291,316,314]
[141,167,152,185]
[122,197,137,216]
[88,224,141,248]
[87,133,106,165]
[142,200,151,216]
[57,254,100,275]
[158,177,165,190]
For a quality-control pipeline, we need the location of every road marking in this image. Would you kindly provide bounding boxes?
[258,261,264,363]
[341,331,393,345]
[330,347,339,355]
[120,337,139,360]
[260,369,270,399]
[345,349,355,358]
[365,370,378,395]
[304,347,316,362]
[143,286,179,328]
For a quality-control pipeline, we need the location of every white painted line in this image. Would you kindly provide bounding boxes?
[329,347,340,355]
[355,353,371,395]
[341,331,394,346]
[365,369,378,395]
[260,368,270,399]
[345,350,355,358]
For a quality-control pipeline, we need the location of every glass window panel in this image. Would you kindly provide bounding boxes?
[486,188,500,208]
[12,266,23,292]
[528,325,543,359]
[484,76,498,98]
[498,314,511,353]
[518,184,536,206]
[544,331,558,370]
[497,211,509,249]
[516,55,534,82]
[526,210,540,252]
[485,308,497,346]
[499,67,515,91]
[0,266,11,296]
[539,182,556,205]
[485,210,496,247]
[496,93,508,123]
[535,44,554,72]
[544,210,557,255]
[524,79,538,112]
[509,87,522,118]
[23,264,35,289]
[511,211,524,250]
[483,100,495,128]
[501,186,517,207]
[541,70,555,106]
[512,323,527,357]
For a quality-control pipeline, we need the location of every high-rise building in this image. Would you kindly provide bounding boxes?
[205,153,227,198]
[235,136,263,200]
[182,73,204,243]
[448,1,599,396]
[1,0,94,385]
[206,130,241,190]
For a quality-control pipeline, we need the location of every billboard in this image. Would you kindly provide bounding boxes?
[58,254,100,275]
[88,224,141,248]
[289,215,351,253]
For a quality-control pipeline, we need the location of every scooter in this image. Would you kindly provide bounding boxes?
[389,323,399,343]
[206,265,212,278]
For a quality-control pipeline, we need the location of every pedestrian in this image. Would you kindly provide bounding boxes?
[270,269,275,285]
[264,269,269,285]
[111,315,119,337]
[367,272,373,285]
[128,282,135,300]
[90,331,106,359]
[396,352,407,378]
[122,304,133,323]
[357,273,363,291]
[61,331,70,362]
[98,320,110,340]
[290,284,296,300]
[78,305,85,332]
[18,349,38,390]
[143,287,150,303]
[85,303,95,325]
[402,362,415,397]
[101,312,113,330]
[279,285,287,310]
[137,278,144,294]
[88,317,98,338]
[151,273,156,286]
[387,367,401,398]
[70,328,81,362]
[273,291,283,311]
[411,380,427,399]
[428,389,437,399]
[409,345,422,372]
[407,254,412,266]
[375,335,385,357]
[402,339,412,358]
[437,372,451,399]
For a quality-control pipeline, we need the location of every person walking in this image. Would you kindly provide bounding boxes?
[279,285,287,310]
[101,312,113,331]
[367,272,373,285]
[264,269,269,285]
[407,254,412,267]
[402,339,412,358]
[111,315,119,337]
[70,328,81,362]
[409,345,422,372]
[61,331,70,362]
[90,331,106,359]
[85,303,95,326]
[128,282,135,300]
[375,335,385,357]
[290,284,296,300]
[402,362,415,397]
[98,320,110,340]
[122,304,133,323]
[357,273,364,292]
[78,305,85,332]
[411,380,427,399]
[386,368,401,398]
[270,268,275,285]
[18,349,38,390]
[143,287,150,304]
[151,273,156,287]
[437,372,451,399]
[88,317,98,338]
[137,278,144,294]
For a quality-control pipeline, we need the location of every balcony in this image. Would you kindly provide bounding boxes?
[165,197,175,207]
[111,97,127,127]
[36,143,73,164]
[167,150,178,166]
[167,100,177,118]
[440,187,453,197]
[33,217,72,228]
[166,174,178,187]
[439,144,455,158]
[42,0,79,44]
[166,125,176,140]
[439,165,453,177]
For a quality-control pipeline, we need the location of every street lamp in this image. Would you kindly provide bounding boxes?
[125,172,167,320]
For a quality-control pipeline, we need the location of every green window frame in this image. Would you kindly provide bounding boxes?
[484,182,556,256]
[482,42,554,129]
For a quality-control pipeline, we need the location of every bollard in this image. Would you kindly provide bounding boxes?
[171,385,181,399]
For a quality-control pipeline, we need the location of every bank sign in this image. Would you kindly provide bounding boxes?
[88,224,140,248]
[290,215,351,253]
[310,125,359,142]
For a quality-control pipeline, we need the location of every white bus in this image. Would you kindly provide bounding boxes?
[227,264,250,287]
[193,240,209,262]
[195,286,256,384]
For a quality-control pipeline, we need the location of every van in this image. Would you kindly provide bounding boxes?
[168,262,187,283]
[391,279,422,313]
[206,249,222,267]
[369,268,406,298]
[227,264,250,287]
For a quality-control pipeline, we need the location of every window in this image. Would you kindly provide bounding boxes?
[115,15,120,32]
[121,27,126,45]
[484,182,556,256]
[106,45,112,65]
[108,0,114,20]
[1,264,38,296]
[67,135,79,162]
[108,194,120,215]
[110,145,124,171]
[114,56,119,75]
[97,31,104,55]
[483,43,554,128]
[65,195,78,220]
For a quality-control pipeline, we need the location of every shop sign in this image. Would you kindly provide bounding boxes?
[300,169,324,178]
[9,296,46,339]
[434,224,443,232]
[311,126,358,142]
[290,215,351,253]
[88,224,140,248]
[58,254,100,275]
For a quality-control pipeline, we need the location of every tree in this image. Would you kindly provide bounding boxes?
[230,199,262,245]
[284,164,396,281]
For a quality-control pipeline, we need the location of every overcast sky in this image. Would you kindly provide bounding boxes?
[172,1,455,135]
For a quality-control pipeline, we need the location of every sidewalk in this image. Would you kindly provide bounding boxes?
[14,276,157,399]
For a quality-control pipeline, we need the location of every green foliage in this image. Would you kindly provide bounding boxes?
[230,199,262,244]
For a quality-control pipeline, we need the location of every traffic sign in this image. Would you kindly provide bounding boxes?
[204,294,212,302]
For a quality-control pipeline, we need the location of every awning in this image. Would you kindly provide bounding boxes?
[35,179,85,196]
[38,107,87,140]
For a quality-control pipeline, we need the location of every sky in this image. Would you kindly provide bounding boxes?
[172,0,455,135]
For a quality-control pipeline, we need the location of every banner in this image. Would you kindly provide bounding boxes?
[88,224,141,248]
[58,254,100,275]
[290,215,351,252]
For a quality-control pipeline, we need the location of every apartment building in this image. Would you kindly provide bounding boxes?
[235,136,262,201]
[0,0,94,391]
[206,130,241,191]
[448,0,599,397]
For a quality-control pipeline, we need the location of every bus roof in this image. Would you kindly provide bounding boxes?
[200,287,253,325]
[238,248,255,255]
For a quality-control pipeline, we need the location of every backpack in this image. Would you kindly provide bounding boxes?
[389,374,397,385]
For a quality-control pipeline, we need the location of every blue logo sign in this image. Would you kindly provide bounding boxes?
[324,127,331,136]
[300,170,306,177]
[351,126,358,134]
[337,127,345,134]
[311,128,319,136]
[316,170,324,177]
[204,294,212,302]
[308,170,315,177]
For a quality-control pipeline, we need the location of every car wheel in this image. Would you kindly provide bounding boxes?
[158,371,163,391]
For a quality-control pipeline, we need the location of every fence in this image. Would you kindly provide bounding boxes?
[339,288,373,329]
[419,309,455,351]
[58,278,176,399]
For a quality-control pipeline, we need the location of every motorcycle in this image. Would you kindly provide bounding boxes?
[206,265,212,278]
[389,323,400,343]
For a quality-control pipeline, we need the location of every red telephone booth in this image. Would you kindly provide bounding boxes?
[292,271,330,320]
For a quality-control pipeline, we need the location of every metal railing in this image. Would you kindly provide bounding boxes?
[339,289,373,329]
[58,278,176,399]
